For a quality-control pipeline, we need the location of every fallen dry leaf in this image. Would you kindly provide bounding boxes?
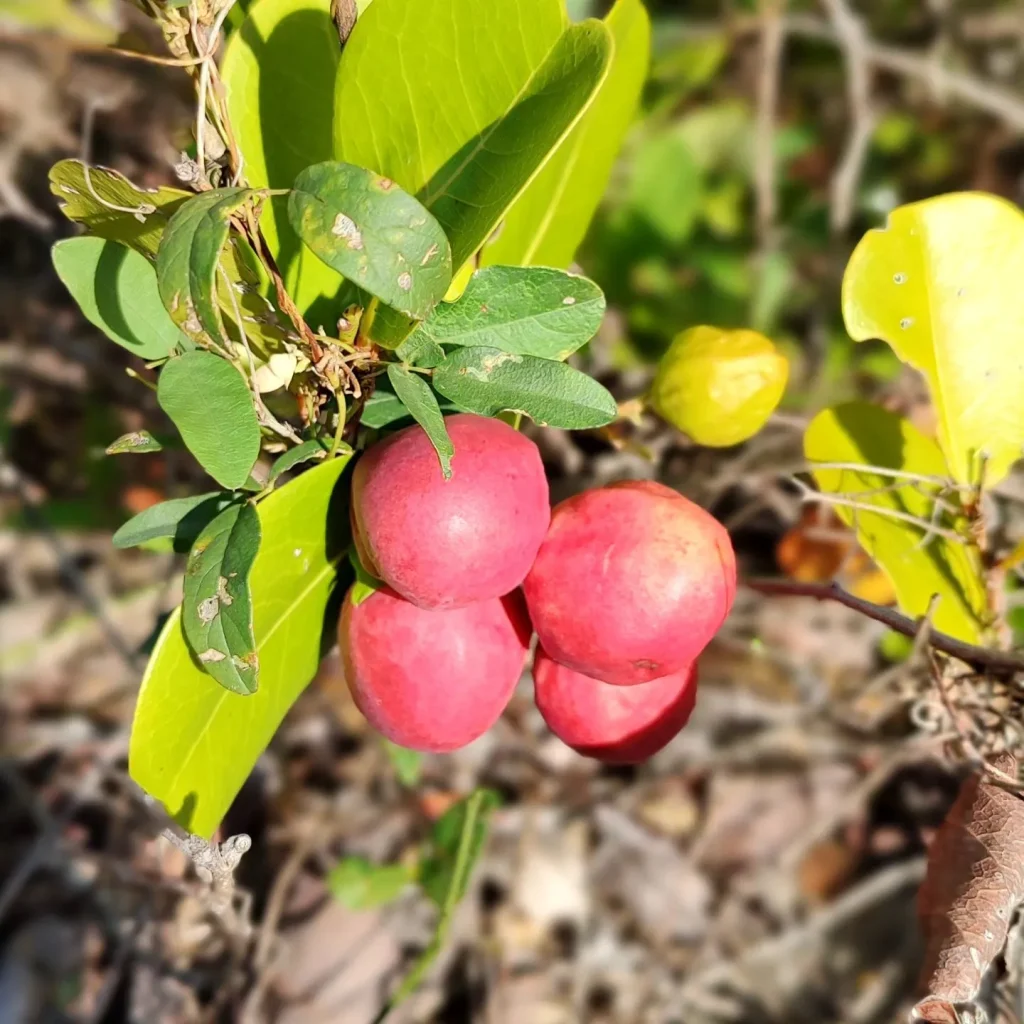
[914,754,1024,1020]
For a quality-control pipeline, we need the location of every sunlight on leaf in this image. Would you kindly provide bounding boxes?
[804,401,987,642]
[129,455,352,839]
[843,192,1024,486]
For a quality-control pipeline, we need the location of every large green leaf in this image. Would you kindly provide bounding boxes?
[804,401,986,643]
[221,0,343,317]
[52,238,185,359]
[334,0,612,271]
[157,352,261,489]
[481,0,650,268]
[156,188,255,344]
[288,162,452,319]
[181,502,262,695]
[432,346,616,428]
[411,266,605,360]
[386,364,453,478]
[842,192,1024,487]
[129,454,352,838]
[49,159,190,257]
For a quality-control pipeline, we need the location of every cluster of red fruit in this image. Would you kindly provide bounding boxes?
[339,413,737,763]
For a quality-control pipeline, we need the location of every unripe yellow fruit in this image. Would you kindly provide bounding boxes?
[648,326,789,447]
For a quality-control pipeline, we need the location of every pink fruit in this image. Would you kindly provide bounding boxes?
[351,413,550,609]
[339,585,531,753]
[533,647,698,763]
[523,480,736,685]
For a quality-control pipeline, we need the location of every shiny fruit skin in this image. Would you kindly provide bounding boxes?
[351,413,550,609]
[533,647,698,763]
[523,480,735,685]
[339,586,531,753]
[649,325,788,447]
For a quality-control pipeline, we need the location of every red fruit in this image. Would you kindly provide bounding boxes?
[339,585,531,753]
[351,413,550,609]
[523,480,736,685]
[533,648,698,764]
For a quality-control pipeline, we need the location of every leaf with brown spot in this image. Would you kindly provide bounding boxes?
[914,754,1024,1020]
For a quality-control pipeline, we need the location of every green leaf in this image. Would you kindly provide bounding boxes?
[481,0,650,269]
[843,193,1024,487]
[268,438,332,482]
[221,0,343,317]
[106,431,163,455]
[181,502,261,695]
[804,401,987,643]
[156,188,256,344]
[386,364,453,478]
[360,388,409,430]
[433,347,616,428]
[52,238,185,359]
[157,352,261,490]
[419,789,500,908]
[380,789,500,1017]
[129,454,352,839]
[395,334,444,369]
[383,740,423,787]
[335,0,612,271]
[348,546,383,606]
[411,266,605,360]
[328,857,412,910]
[288,162,452,319]
[48,159,190,257]
[629,133,703,244]
[112,492,237,552]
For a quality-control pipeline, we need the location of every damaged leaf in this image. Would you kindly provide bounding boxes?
[288,161,452,320]
[181,502,262,694]
[156,187,257,344]
[432,345,617,428]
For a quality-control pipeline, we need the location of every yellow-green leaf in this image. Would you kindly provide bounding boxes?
[129,454,352,838]
[480,0,650,269]
[842,192,1024,487]
[804,401,986,642]
[221,0,344,318]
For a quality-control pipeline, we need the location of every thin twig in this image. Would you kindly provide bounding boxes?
[820,0,878,232]
[744,577,1024,674]
[754,0,784,250]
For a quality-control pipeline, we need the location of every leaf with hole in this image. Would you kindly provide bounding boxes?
[335,0,612,272]
[112,492,238,552]
[106,431,163,455]
[386,364,453,478]
[481,0,650,268]
[52,238,185,359]
[49,159,190,257]
[156,188,257,344]
[804,401,986,643]
[181,502,261,694]
[433,347,616,428]
[268,438,332,482]
[222,0,344,317]
[843,192,1024,487]
[129,454,352,839]
[328,856,412,910]
[157,351,261,489]
[288,162,452,319]
[411,266,605,360]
